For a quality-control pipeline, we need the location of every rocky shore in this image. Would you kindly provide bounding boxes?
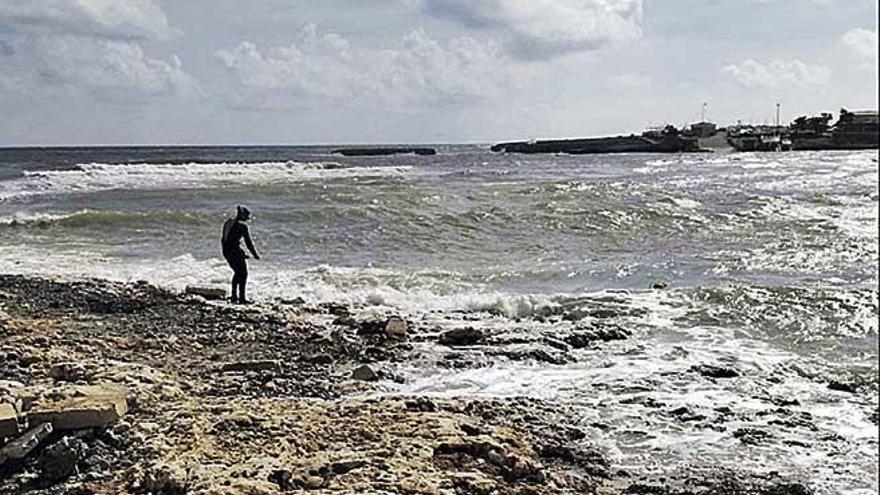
[0,274,819,494]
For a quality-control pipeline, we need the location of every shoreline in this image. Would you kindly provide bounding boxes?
[0,273,840,494]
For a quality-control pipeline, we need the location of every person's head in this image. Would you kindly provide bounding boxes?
[236,205,251,221]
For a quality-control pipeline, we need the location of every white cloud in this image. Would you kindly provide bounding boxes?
[722,59,831,88]
[0,0,195,99]
[0,0,171,40]
[411,0,642,59]
[217,24,506,109]
[841,28,878,69]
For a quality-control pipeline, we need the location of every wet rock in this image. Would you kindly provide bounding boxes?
[692,364,739,379]
[668,406,706,422]
[351,365,379,382]
[184,286,226,300]
[49,362,88,382]
[220,360,282,373]
[564,325,630,349]
[538,443,610,478]
[650,279,669,290]
[439,327,485,346]
[27,385,128,431]
[733,427,772,445]
[827,380,858,394]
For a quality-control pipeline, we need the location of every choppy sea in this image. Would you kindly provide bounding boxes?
[1,146,877,492]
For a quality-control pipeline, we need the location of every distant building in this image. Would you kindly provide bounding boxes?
[686,121,717,138]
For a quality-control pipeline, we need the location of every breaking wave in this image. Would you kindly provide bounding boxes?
[0,161,413,200]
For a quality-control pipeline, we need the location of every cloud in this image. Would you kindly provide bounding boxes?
[841,28,878,69]
[721,59,831,88]
[411,0,643,60]
[217,24,506,109]
[0,0,171,40]
[0,0,195,100]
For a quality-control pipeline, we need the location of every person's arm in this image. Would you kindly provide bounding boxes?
[243,225,260,259]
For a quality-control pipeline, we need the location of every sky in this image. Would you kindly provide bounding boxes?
[0,0,877,145]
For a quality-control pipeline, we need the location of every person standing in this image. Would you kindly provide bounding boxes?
[221,205,260,304]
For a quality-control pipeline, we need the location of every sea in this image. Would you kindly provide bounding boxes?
[0,146,877,493]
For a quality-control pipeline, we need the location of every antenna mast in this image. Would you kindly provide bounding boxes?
[775,102,781,127]
[702,102,708,122]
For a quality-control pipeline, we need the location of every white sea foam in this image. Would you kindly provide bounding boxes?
[0,161,414,200]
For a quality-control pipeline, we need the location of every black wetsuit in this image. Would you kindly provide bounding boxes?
[221,218,258,302]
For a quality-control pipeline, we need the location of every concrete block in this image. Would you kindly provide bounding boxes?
[1,403,20,438]
[27,385,128,431]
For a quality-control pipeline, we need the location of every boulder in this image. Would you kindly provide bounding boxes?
[184,286,226,300]
[439,327,485,346]
[49,362,88,382]
[384,317,408,340]
[1,403,19,438]
[351,365,379,382]
[27,385,128,431]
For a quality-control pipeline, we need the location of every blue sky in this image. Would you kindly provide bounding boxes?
[1,0,877,145]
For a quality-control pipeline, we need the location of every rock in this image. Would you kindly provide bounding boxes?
[538,443,610,479]
[305,353,334,365]
[269,469,295,491]
[50,362,88,382]
[137,462,188,495]
[384,317,408,340]
[650,279,669,290]
[733,427,772,445]
[27,385,128,431]
[828,380,858,394]
[356,319,385,336]
[220,360,282,373]
[0,422,53,463]
[692,364,739,379]
[39,437,85,481]
[351,365,379,382]
[438,327,485,346]
[329,459,365,474]
[184,286,226,300]
[1,402,20,438]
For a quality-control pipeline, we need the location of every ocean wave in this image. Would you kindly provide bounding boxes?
[0,160,413,200]
[0,209,205,228]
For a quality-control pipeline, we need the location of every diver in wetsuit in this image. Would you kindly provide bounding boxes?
[221,205,260,304]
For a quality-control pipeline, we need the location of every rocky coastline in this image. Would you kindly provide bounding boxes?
[0,274,822,494]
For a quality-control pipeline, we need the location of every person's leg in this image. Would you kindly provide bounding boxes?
[238,260,249,303]
[225,254,239,303]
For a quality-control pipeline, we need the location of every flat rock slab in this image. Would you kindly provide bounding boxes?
[0,422,53,463]
[1,402,20,438]
[26,385,128,431]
